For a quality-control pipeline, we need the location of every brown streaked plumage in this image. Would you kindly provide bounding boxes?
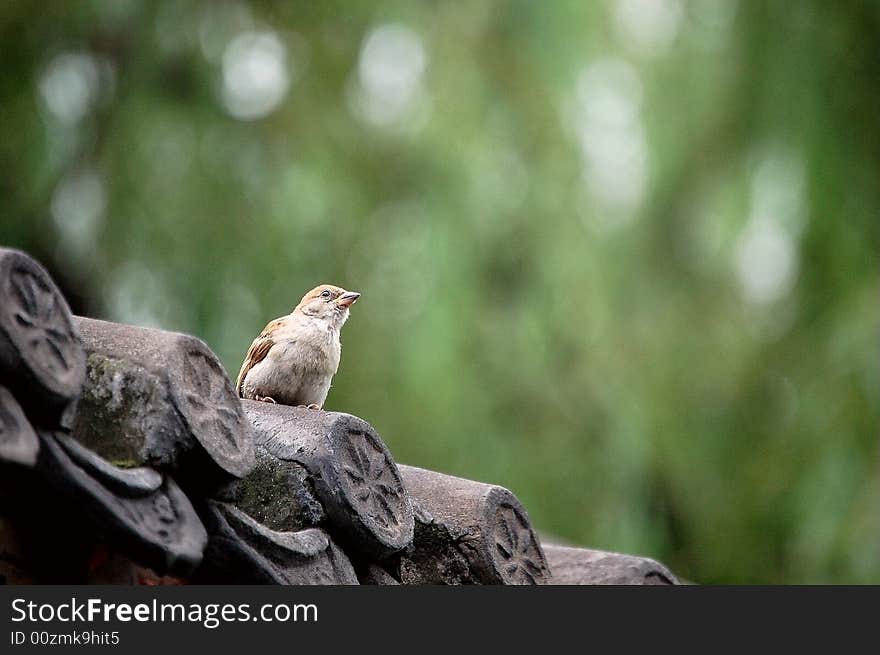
[235,284,360,408]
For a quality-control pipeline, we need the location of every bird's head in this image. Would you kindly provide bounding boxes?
[293,284,360,328]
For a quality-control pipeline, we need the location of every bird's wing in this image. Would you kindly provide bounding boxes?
[235,318,286,396]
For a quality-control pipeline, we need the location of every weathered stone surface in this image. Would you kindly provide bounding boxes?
[356,562,400,585]
[0,385,39,467]
[196,500,358,584]
[397,465,550,585]
[397,499,478,584]
[0,248,86,428]
[543,544,679,585]
[220,444,326,532]
[34,432,207,577]
[72,317,255,486]
[242,401,413,559]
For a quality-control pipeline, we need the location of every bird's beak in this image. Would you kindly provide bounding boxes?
[337,291,361,308]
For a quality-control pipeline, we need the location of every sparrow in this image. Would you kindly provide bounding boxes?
[235,284,360,408]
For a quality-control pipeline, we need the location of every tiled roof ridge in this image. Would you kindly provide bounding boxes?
[0,247,680,586]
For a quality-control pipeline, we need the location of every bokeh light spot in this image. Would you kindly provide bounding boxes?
[572,57,648,227]
[735,146,806,306]
[349,23,428,127]
[614,0,684,57]
[50,168,106,258]
[38,52,101,124]
[221,31,291,120]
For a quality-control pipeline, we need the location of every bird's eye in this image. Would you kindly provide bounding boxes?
[321,290,332,298]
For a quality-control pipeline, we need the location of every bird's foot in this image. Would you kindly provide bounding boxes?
[306,404,322,410]
[255,395,277,404]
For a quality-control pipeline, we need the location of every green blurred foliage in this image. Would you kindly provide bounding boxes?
[1,0,878,583]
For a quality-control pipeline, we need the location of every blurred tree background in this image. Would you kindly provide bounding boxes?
[1,0,878,583]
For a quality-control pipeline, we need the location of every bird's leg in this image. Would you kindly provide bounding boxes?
[255,395,277,404]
